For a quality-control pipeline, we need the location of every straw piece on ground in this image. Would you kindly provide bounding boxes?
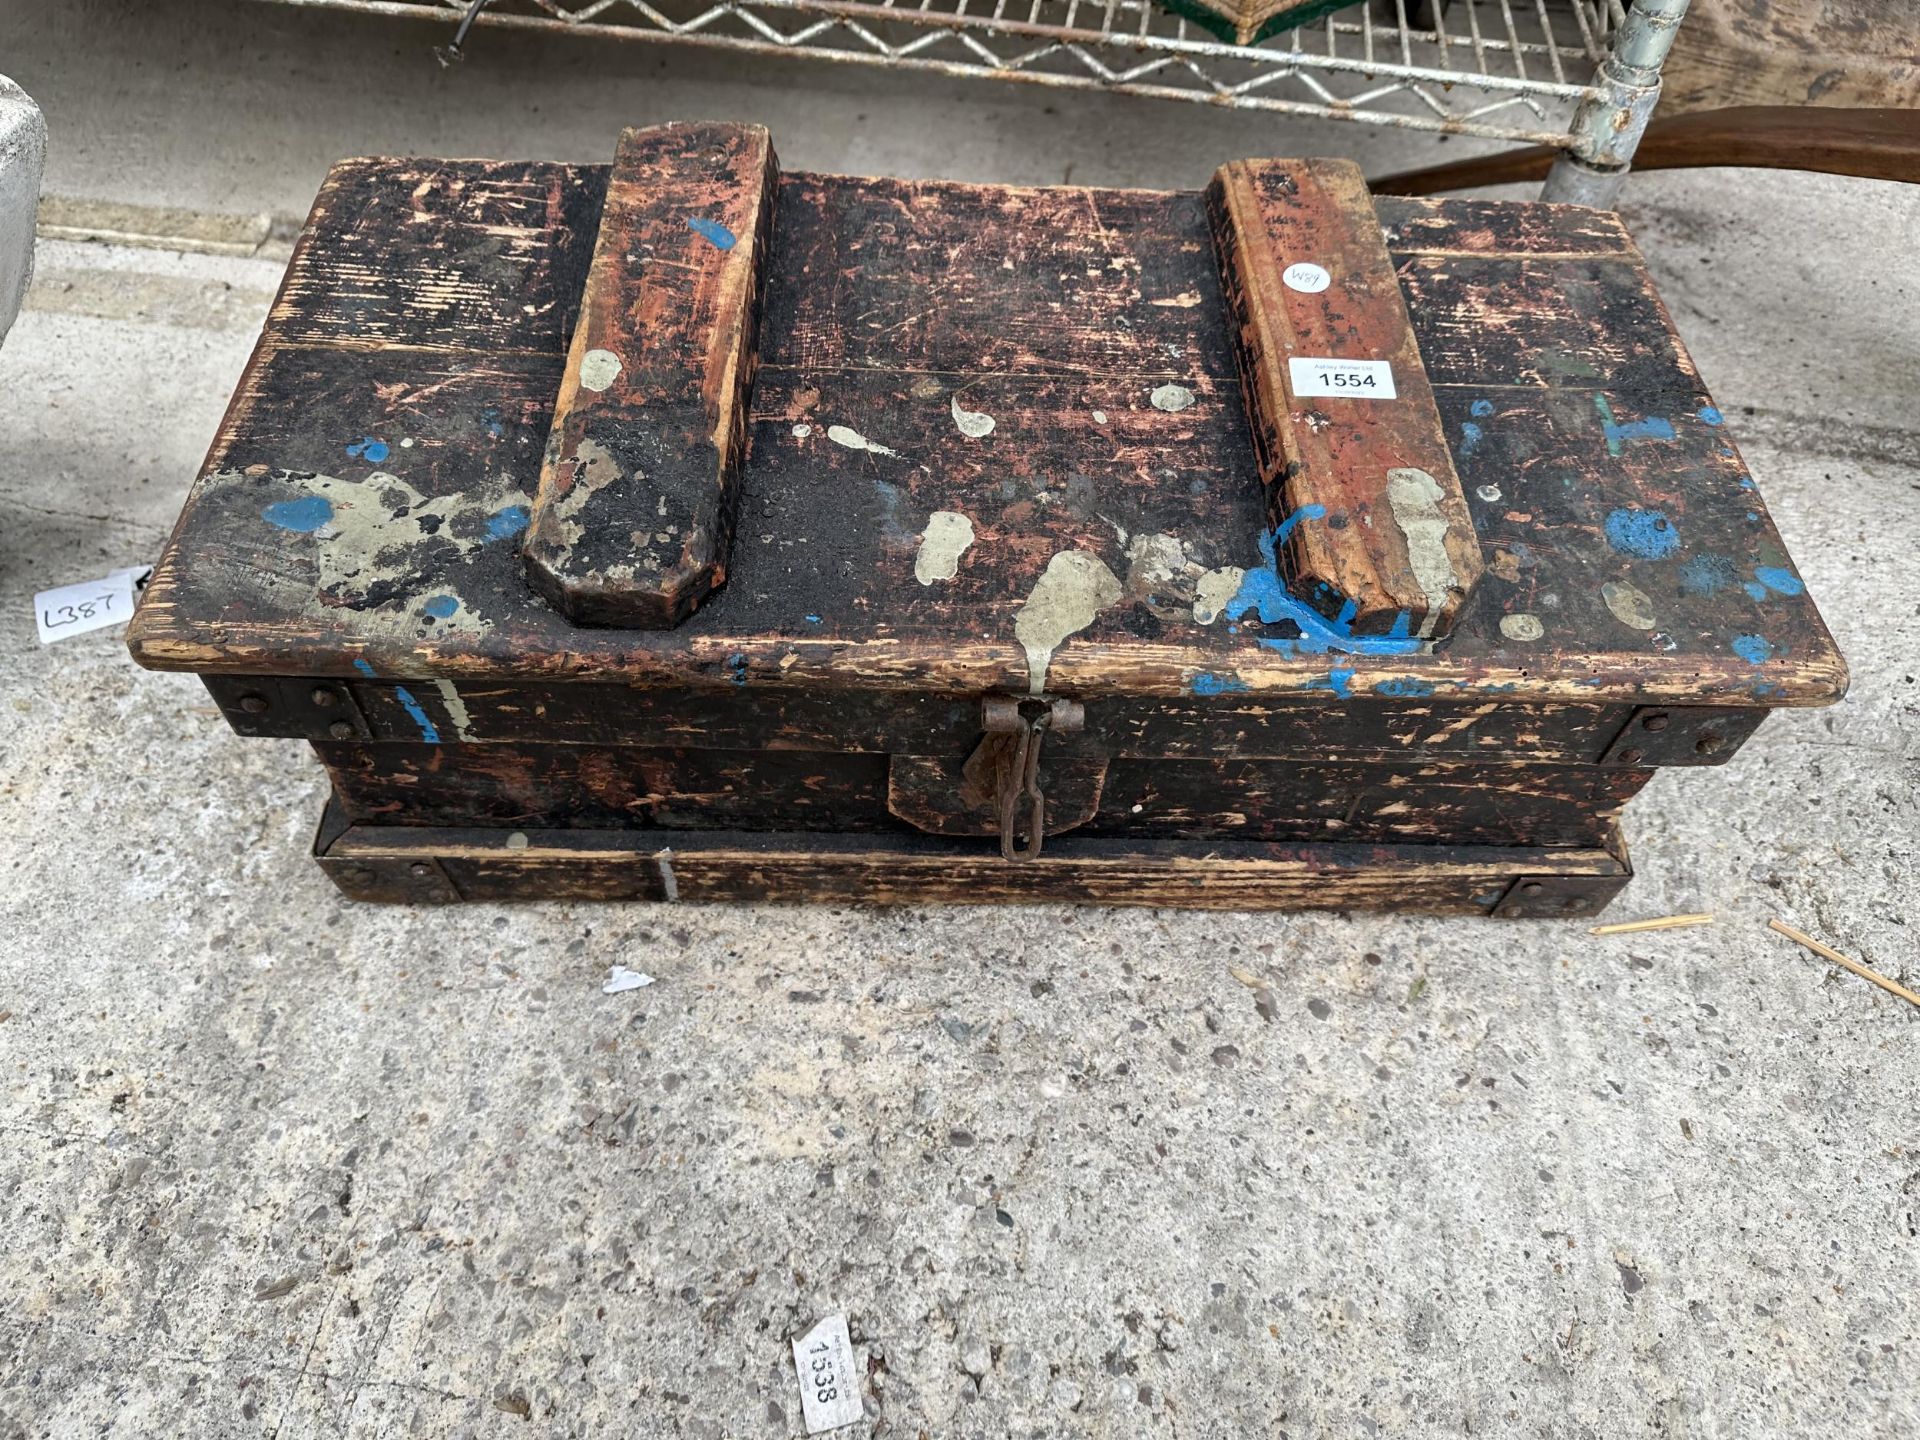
[1768,918,1920,1009]
[1588,913,1714,936]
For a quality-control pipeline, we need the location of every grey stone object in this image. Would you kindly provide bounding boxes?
[0,75,45,346]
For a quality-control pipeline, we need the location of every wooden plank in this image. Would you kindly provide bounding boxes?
[1207,158,1482,638]
[522,124,778,628]
[314,805,1631,913]
[1661,0,1920,114]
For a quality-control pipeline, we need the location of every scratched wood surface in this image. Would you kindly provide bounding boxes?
[320,740,1642,849]
[315,804,1630,911]
[1207,157,1481,638]
[522,124,776,628]
[129,158,1846,714]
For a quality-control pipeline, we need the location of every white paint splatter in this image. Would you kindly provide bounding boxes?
[432,678,475,740]
[506,831,529,850]
[950,394,996,439]
[1149,291,1203,308]
[602,965,655,995]
[914,510,975,585]
[578,348,623,392]
[1386,467,1459,639]
[656,847,679,901]
[1150,384,1195,413]
[1476,483,1502,503]
[1193,566,1246,625]
[792,423,813,438]
[1499,612,1544,642]
[828,424,899,458]
[1602,580,1656,630]
[1092,410,1108,425]
[1014,551,1122,695]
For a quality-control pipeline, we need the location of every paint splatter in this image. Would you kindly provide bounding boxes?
[1476,484,1502,504]
[1304,668,1355,698]
[422,595,459,620]
[485,505,529,541]
[346,436,390,464]
[1594,395,1676,456]
[1014,551,1123,694]
[1732,633,1775,664]
[1225,505,1422,657]
[1499,613,1544,642]
[1603,507,1680,560]
[480,405,506,439]
[432,678,474,740]
[1751,565,1804,597]
[1679,554,1735,596]
[1458,421,1485,458]
[578,349,622,392]
[914,511,975,585]
[1377,677,1436,697]
[394,687,440,743]
[827,424,899,458]
[1191,672,1249,696]
[950,395,996,439]
[1150,384,1195,413]
[792,423,813,438]
[262,495,334,533]
[1601,580,1656,631]
[804,614,822,625]
[687,216,737,250]
[1470,399,1495,418]
[726,652,749,686]
[1149,291,1203,308]
[1192,566,1245,626]
[1386,468,1459,639]
[353,658,378,678]
[1697,405,1723,425]
[1092,410,1108,425]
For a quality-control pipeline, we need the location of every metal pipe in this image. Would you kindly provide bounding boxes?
[1542,0,1690,207]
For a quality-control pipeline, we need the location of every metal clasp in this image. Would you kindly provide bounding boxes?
[982,696,1084,861]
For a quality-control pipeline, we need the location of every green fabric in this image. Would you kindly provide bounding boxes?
[1156,0,1365,46]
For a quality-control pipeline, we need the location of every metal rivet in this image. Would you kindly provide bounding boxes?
[1641,714,1669,732]
[1562,896,1588,913]
[1521,881,1544,895]
[238,693,270,715]
[1695,733,1724,755]
[1616,747,1643,765]
[327,721,356,740]
[311,686,339,707]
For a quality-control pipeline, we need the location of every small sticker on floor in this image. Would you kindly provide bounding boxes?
[34,565,152,644]
[791,1314,861,1433]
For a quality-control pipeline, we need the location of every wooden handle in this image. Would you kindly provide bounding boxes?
[522,123,777,628]
[1208,157,1482,639]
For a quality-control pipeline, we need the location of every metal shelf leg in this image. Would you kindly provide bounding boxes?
[1543,0,1691,208]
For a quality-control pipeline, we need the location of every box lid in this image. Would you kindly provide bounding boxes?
[128,127,1846,711]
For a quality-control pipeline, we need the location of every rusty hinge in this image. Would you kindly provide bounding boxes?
[980,696,1084,862]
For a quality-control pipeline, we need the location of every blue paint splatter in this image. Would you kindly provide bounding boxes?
[1603,507,1680,560]
[1302,667,1355,698]
[1697,405,1723,425]
[262,495,334,532]
[804,614,822,625]
[1225,505,1422,657]
[1469,399,1495,418]
[346,436,390,463]
[726,652,749,686]
[1743,582,1769,601]
[1679,554,1735,596]
[1191,672,1250,696]
[1458,421,1484,458]
[422,595,459,619]
[1376,677,1436,698]
[353,658,378,678]
[1752,565,1803,597]
[485,505,530,541]
[394,687,440,743]
[687,217,737,250]
[1737,474,1756,491]
[1731,633,1775,664]
[480,405,506,439]
[1594,395,1676,457]
[1748,680,1787,699]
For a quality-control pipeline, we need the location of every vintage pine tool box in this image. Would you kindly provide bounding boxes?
[127,124,1846,913]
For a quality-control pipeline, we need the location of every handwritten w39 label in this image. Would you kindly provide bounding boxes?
[791,1314,862,1434]
[33,566,153,645]
[1288,356,1397,400]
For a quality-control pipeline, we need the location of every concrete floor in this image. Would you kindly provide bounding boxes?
[2,2,1918,1436]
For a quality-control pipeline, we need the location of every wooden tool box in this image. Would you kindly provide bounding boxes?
[127,124,1845,913]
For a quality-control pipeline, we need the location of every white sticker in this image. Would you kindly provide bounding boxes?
[1282,262,1330,293]
[1288,356,1397,400]
[34,570,142,644]
[791,1314,862,1434]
